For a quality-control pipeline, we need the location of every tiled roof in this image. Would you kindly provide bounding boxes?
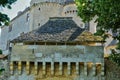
[11,17,103,43]
[75,31,103,42]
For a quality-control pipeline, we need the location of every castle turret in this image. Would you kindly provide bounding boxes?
[30,0,74,6]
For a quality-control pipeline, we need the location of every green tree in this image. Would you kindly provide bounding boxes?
[0,0,17,26]
[75,0,120,50]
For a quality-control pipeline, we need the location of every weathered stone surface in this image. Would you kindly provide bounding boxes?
[11,45,104,62]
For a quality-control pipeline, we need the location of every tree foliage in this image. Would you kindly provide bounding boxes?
[0,0,17,26]
[109,49,120,66]
[75,0,120,49]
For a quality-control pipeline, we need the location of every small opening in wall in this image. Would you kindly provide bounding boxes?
[30,62,34,74]
[54,62,59,76]
[46,62,51,76]
[26,13,29,22]
[38,23,40,26]
[71,62,76,75]
[38,8,40,11]
[8,24,12,32]
[96,63,101,76]
[80,24,84,28]
[63,62,67,76]
[38,62,42,75]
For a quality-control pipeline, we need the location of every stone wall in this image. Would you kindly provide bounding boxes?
[30,2,62,30]
[105,59,120,80]
[11,45,104,62]
[0,9,30,51]
[0,60,9,80]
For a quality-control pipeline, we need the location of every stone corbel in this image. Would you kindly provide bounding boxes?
[10,62,13,75]
[26,61,30,75]
[43,62,46,75]
[34,62,38,75]
[84,62,87,76]
[51,62,54,75]
[18,61,22,75]
[101,63,104,76]
[59,62,62,75]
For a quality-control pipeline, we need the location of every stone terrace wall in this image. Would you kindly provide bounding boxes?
[105,59,120,80]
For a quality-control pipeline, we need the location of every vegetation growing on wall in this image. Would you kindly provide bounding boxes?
[0,68,5,75]
[109,50,120,66]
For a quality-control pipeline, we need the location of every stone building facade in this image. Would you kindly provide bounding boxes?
[0,0,97,52]
[0,0,105,80]
[8,17,104,80]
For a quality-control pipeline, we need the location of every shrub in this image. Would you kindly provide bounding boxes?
[109,50,120,66]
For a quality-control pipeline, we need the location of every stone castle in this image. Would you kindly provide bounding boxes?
[0,0,97,51]
[0,0,105,80]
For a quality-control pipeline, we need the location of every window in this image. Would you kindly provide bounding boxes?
[6,40,10,50]
[80,24,84,27]
[38,23,40,26]
[26,13,29,22]
[8,24,12,32]
[38,8,40,11]
[73,10,74,13]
